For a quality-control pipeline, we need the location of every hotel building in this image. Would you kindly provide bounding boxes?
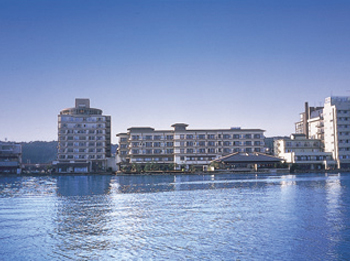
[56,99,111,173]
[276,134,335,170]
[0,141,22,174]
[323,96,350,168]
[117,123,265,169]
[295,102,323,139]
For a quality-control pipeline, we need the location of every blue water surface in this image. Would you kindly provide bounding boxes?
[0,173,350,260]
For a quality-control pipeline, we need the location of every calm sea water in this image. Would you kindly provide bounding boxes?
[1,173,350,260]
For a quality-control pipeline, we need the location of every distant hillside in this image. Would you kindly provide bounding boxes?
[22,141,58,164]
[21,141,117,164]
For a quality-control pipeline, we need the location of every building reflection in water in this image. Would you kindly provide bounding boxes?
[54,175,114,259]
[110,174,268,194]
[56,175,112,196]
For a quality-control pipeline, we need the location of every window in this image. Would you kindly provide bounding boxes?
[166,142,173,147]
[132,135,139,140]
[145,135,152,140]
[223,148,231,153]
[154,135,162,140]
[208,148,215,153]
[245,141,252,146]
[208,141,215,146]
[166,135,174,140]
[186,134,194,139]
[207,134,215,139]
[186,141,194,146]
[180,134,185,139]
[154,149,162,154]
[198,134,205,139]
[199,141,205,146]
[223,134,231,139]
[145,142,152,147]
[244,134,252,139]
[187,149,194,153]
[223,141,230,146]
[233,134,240,139]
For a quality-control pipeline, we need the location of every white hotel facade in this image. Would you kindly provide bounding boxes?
[117,123,265,168]
[56,99,112,173]
[323,96,350,168]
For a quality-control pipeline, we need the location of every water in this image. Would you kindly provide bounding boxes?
[1,173,350,260]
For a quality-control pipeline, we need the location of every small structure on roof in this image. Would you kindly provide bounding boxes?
[211,152,285,173]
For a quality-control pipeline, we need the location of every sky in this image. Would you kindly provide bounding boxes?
[1,0,350,143]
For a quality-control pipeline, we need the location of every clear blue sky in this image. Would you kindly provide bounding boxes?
[1,0,349,143]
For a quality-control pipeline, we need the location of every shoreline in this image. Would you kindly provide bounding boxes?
[1,169,348,177]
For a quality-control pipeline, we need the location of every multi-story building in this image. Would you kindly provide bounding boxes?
[295,102,323,139]
[55,99,112,173]
[307,108,324,140]
[323,96,350,168]
[117,123,265,169]
[276,134,335,170]
[0,141,22,174]
[264,136,289,155]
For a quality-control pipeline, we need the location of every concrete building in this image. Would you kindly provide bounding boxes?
[295,102,323,139]
[117,123,265,170]
[307,108,324,140]
[276,134,335,170]
[0,141,22,174]
[55,99,112,173]
[323,96,350,168]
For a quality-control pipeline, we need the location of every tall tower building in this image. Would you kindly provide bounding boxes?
[323,96,350,168]
[56,98,111,173]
